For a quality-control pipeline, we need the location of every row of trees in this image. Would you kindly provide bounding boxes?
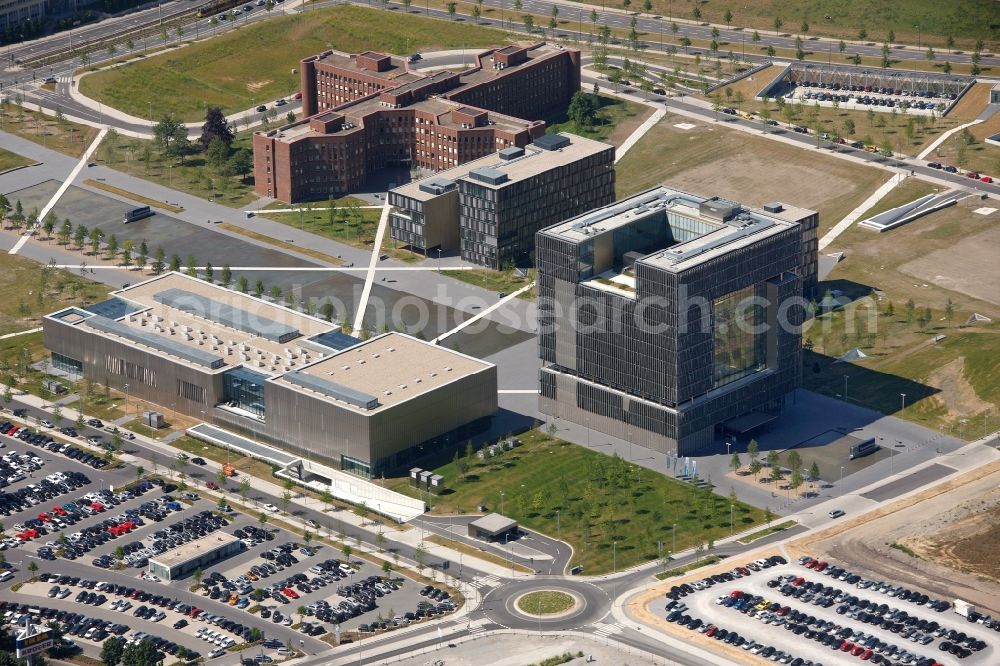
[730,439,821,495]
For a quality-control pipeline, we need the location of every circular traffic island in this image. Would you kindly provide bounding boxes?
[515,590,578,617]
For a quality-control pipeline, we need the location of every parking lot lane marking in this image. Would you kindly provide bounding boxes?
[9,127,108,256]
[431,281,535,345]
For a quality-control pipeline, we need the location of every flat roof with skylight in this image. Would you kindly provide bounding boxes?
[272,332,493,413]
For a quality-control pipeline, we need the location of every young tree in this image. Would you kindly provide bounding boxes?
[447,2,456,19]
[105,234,119,261]
[152,113,188,158]
[729,452,742,473]
[229,148,253,183]
[809,461,821,484]
[220,263,232,287]
[151,247,165,274]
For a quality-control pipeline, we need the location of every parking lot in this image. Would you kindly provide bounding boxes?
[1,416,459,664]
[786,81,954,115]
[658,555,998,666]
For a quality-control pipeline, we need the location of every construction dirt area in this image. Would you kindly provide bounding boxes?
[786,455,1000,615]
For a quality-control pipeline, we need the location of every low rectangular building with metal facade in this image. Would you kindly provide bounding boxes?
[43,273,498,478]
[535,185,818,456]
[148,532,243,581]
[388,132,615,268]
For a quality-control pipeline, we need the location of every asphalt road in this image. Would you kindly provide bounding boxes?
[413,514,574,575]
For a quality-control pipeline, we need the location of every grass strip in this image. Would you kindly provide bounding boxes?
[736,520,797,544]
[655,555,722,579]
[217,223,343,265]
[83,179,185,213]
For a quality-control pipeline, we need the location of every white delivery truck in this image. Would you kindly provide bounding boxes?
[954,599,975,618]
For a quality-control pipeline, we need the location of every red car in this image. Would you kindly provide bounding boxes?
[839,641,854,652]
[813,560,828,571]
[51,506,67,516]
[730,590,744,599]
[860,649,873,660]
[293,91,302,100]
[777,606,791,616]
[91,502,105,512]
[967,171,981,179]
[282,587,299,599]
[38,512,52,522]
[981,176,993,183]
[206,481,220,490]
[852,645,865,656]
[792,576,805,586]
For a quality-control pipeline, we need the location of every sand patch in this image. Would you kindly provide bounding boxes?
[246,80,273,93]
[926,357,994,419]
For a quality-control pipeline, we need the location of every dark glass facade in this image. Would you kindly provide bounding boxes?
[51,352,83,375]
[536,186,817,455]
[222,367,268,417]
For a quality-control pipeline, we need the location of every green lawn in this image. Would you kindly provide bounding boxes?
[97,132,259,208]
[261,204,382,250]
[0,104,98,158]
[0,147,33,172]
[858,178,942,221]
[545,94,649,145]
[67,390,126,423]
[441,268,535,299]
[79,5,512,121]
[0,254,109,336]
[737,520,797,545]
[387,430,765,575]
[516,590,575,615]
[603,0,999,50]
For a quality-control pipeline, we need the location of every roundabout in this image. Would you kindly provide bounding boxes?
[514,590,579,618]
[480,578,612,630]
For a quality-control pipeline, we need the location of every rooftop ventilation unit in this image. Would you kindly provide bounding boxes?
[532,134,570,151]
[498,146,525,160]
[762,202,784,214]
[418,178,456,196]
[468,167,508,186]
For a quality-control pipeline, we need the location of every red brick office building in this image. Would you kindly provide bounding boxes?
[253,43,581,203]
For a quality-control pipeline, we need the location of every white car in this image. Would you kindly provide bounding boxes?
[39,419,53,428]
[263,503,278,513]
[0,571,14,582]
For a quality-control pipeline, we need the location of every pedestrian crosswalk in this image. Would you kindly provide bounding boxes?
[467,623,486,635]
[468,574,501,589]
[592,622,625,639]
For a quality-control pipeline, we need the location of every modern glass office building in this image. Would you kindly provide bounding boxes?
[535,186,818,455]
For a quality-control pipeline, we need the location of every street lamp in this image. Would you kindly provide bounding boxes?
[672,523,676,557]
[123,383,130,418]
[840,466,845,484]
[555,509,560,541]
[900,393,907,412]
[843,375,849,402]
[499,490,505,515]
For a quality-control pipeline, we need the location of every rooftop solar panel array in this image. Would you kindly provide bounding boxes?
[86,315,226,369]
[153,288,300,343]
